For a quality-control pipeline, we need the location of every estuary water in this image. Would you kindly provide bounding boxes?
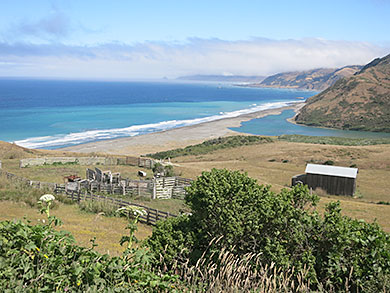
[231,109,390,139]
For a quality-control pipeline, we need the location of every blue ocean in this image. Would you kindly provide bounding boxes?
[0,79,314,149]
[0,79,388,150]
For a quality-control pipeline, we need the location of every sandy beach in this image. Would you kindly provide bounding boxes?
[60,102,304,156]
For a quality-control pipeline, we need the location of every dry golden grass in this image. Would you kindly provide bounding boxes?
[0,201,152,256]
[176,247,312,292]
[171,140,390,232]
[174,141,390,201]
[0,140,103,160]
[317,197,390,233]
[2,139,390,236]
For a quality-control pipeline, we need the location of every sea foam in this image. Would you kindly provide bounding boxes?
[14,101,297,149]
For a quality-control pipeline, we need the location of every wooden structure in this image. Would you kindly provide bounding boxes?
[0,169,177,226]
[20,156,156,169]
[292,164,358,196]
[59,189,176,226]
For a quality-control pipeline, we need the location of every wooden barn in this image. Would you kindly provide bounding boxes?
[292,164,358,196]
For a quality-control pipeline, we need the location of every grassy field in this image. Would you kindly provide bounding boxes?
[279,134,390,146]
[172,140,390,201]
[164,139,390,232]
[1,137,390,240]
[1,159,152,182]
[0,201,152,256]
[318,196,390,232]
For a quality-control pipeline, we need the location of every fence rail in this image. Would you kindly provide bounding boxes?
[20,156,157,169]
[62,189,177,225]
[0,169,177,226]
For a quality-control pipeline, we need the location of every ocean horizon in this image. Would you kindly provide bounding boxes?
[2,79,389,150]
[0,79,317,149]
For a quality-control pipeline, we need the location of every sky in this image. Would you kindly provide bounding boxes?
[0,0,389,80]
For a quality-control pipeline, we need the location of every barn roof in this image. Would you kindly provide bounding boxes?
[305,164,358,179]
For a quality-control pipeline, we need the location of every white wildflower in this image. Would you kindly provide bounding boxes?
[117,205,147,217]
[39,194,55,202]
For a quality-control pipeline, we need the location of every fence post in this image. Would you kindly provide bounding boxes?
[156,210,159,222]
[152,179,156,200]
[77,190,81,203]
[146,208,150,225]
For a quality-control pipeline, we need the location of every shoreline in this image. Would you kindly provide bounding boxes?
[59,102,304,156]
[286,102,305,125]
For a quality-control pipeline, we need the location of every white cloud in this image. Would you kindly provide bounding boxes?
[0,38,388,79]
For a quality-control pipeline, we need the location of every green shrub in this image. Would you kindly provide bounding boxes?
[147,135,273,159]
[147,169,390,291]
[146,215,196,271]
[0,175,73,209]
[0,219,178,292]
[152,163,176,177]
[79,199,118,217]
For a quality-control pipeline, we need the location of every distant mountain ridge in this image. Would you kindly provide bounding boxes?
[251,65,362,91]
[295,54,390,133]
[177,74,265,83]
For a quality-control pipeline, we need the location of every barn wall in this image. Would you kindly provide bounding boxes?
[291,174,307,186]
[306,173,355,196]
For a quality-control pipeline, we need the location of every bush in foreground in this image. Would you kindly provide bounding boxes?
[147,169,390,291]
[0,218,177,292]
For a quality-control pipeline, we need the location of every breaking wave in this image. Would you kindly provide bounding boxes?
[14,101,297,149]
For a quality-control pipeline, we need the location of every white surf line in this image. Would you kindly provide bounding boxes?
[14,101,299,149]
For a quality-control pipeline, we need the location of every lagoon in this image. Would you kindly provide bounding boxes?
[231,109,390,138]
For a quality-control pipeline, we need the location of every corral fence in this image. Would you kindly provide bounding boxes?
[20,156,156,169]
[0,168,193,200]
[154,177,193,199]
[0,169,61,191]
[0,169,178,226]
[66,175,192,200]
[59,189,177,225]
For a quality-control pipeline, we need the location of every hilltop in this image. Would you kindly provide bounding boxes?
[0,140,97,160]
[249,65,361,90]
[295,54,390,132]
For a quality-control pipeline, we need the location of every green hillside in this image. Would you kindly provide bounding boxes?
[295,54,390,132]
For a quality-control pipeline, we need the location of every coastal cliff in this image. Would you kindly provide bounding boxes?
[295,54,390,132]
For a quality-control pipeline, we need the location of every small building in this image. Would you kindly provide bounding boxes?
[292,164,358,196]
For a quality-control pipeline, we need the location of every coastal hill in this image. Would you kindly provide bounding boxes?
[295,54,390,132]
[176,74,265,83]
[251,65,361,90]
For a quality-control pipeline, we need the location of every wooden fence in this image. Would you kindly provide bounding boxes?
[0,169,192,200]
[0,169,62,190]
[20,156,157,169]
[0,169,177,226]
[60,189,177,226]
